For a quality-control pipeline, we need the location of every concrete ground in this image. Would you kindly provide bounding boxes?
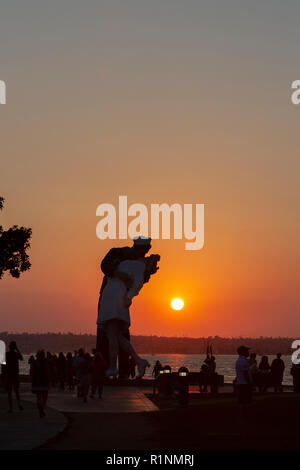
[1,383,298,450]
[22,385,159,413]
[0,394,67,450]
[0,383,158,449]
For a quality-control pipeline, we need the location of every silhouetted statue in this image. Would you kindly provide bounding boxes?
[0,197,32,279]
[96,237,158,378]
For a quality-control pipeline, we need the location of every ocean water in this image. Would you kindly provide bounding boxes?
[20,353,294,385]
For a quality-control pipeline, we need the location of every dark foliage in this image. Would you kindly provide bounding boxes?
[0,197,32,279]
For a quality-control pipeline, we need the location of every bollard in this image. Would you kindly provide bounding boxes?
[178,367,189,405]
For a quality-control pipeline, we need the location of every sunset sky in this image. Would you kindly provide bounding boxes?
[1,1,299,337]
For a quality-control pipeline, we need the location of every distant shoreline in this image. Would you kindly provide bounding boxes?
[0,332,296,355]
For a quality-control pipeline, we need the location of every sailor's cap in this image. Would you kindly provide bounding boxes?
[133,236,151,246]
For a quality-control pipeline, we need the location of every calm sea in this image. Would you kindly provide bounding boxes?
[20,353,293,385]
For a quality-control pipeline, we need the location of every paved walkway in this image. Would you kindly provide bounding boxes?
[0,385,158,449]
[22,385,159,413]
[0,395,67,450]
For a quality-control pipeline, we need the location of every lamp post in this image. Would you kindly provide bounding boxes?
[158,365,172,398]
[178,366,189,405]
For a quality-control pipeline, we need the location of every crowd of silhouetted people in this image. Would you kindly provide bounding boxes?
[246,352,286,393]
[2,341,300,418]
[1,342,112,417]
[28,348,108,411]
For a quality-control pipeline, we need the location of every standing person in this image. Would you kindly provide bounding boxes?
[73,348,85,397]
[57,352,67,390]
[235,346,252,424]
[28,355,35,379]
[271,353,285,393]
[248,352,259,390]
[96,237,156,374]
[5,341,24,413]
[152,360,162,379]
[199,363,209,393]
[79,353,92,403]
[66,352,74,391]
[46,352,54,387]
[31,350,50,418]
[90,352,107,399]
[52,354,58,387]
[258,356,270,392]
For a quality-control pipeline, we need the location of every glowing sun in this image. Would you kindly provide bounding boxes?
[171,298,184,310]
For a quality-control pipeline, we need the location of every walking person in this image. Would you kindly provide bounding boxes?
[5,341,24,413]
[31,350,50,418]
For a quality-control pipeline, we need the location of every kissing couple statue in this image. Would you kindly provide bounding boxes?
[96,236,160,379]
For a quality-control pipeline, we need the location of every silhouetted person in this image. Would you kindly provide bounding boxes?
[5,341,23,412]
[28,355,35,378]
[66,352,74,391]
[73,348,85,397]
[208,356,218,394]
[46,352,55,387]
[90,352,107,399]
[258,356,270,392]
[199,363,209,393]
[248,352,258,389]
[52,354,58,386]
[129,356,136,379]
[152,360,162,379]
[31,350,50,418]
[290,363,300,393]
[235,346,252,425]
[57,352,66,390]
[271,353,285,392]
[209,356,216,373]
[79,353,92,403]
[204,354,212,370]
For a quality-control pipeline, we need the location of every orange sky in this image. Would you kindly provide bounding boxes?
[0,1,300,337]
